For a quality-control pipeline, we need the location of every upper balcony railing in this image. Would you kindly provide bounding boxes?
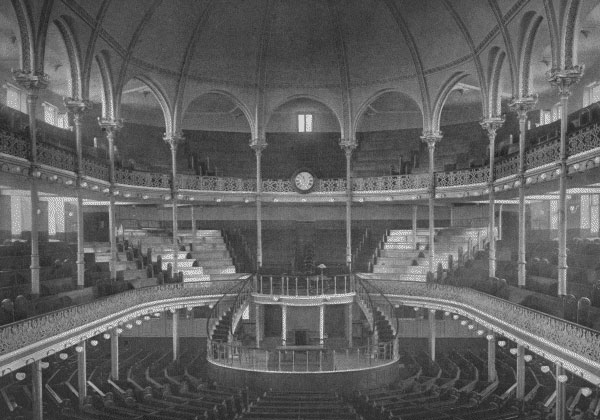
[255,274,354,296]
[2,121,600,195]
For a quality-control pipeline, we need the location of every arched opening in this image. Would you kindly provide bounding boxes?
[0,2,27,124]
[117,78,170,172]
[355,91,423,177]
[437,85,487,171]
[264,97,342,180]
[181,92,253,177]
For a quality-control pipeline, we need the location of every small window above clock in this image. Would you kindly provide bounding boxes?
[298,113,313,133]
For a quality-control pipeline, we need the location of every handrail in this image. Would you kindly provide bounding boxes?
[255,274,353,296]
[2,120,600,197]
[355,276,399,339]
[207,338,397,372]
[205,276,253,339]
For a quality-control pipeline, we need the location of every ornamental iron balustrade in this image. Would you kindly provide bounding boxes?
[436,167,489,188]
[364,278,600,383]
[256,274,353,296]
[525,140,560,169]
[1,123,600,193]
[0,131,30,160]
[494,154,519,180]
[207,339,396,372]
[352,174,430,192]
[82,157,109,181]
[37,142,76,172]
[114,169,171,189]
[0,281,241,359]
[178,174,257,192]
[568,124,600,156]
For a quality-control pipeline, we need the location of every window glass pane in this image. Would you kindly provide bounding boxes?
[6,85,20,111]
[298,114,305,132]
[305,114,312,132]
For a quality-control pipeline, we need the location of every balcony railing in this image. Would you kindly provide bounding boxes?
[1,122,600,195]
[207,339,396,372]
[255,274,354,296]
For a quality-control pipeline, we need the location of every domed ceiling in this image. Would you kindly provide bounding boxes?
[2,0,600,130]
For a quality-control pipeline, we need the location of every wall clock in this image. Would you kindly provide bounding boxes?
[291,169,316,193]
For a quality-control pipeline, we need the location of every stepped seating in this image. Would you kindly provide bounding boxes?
[240,390,360,419]
[369,228,486,280]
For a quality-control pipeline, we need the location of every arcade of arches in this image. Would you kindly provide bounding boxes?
[1,1,600,420]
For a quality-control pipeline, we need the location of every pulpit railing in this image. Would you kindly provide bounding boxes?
[207,339,396,372]
[255,274,353,296]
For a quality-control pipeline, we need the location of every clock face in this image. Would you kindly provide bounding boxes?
[293,171,315,193]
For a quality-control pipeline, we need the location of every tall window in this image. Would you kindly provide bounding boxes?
[298,113,313,133]
[583,82,600,108]
[42,102,70,129]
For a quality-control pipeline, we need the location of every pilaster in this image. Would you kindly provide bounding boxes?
[420,131,442,273]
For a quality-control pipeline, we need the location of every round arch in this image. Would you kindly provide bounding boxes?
[181,89,255,135]
[266,94,343,136]
[353,89,423,136]
[119,74,173,135]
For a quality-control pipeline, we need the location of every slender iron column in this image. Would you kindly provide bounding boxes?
[172,309,180,361]
[31,359,43,420]
[346,302,353,347]
[412,205,418,249]
[281,304,287,346]
[251,138,267,270]
[510,97,537,287]
[428,309,436,361]
[164,134,184,276]
[110,327,119,380]
[481,117,504,278]
[99,119,123,281]
[12,71,48,296]
[420,132,443,273]
[516,343,525,399]
[555,365,567,420]
[66,100,91,288]
[548,67,583,297]
[340,138,357,270]
[319,305,325,345]
[77,341,87,406]
[486,333,497,382]
[255,303,261,348]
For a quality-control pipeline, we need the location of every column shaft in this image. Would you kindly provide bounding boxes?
[170,144,179,276]
[69,106,87,289]
[255,150,263,269]
[346,302,353,347]
[172,309,179,361]
[319,305,325,345]
[191,206,197,239]
[281,305,287,346]
[428,310,436,361]
[345,150,352,269]
[27,93,40,296]
[428,143,436,272]
[487,336,497,382]
[488,135,496,278]
[255,303,261,348]
[77,341,87,406]
[107,130,118,281]
[516,344,525,399]
[412,205,418,249]
[555,365,566,420]
[518,116,528,287]
[557,94,569,296]
[110,328,119,380]
[31,359,43,420]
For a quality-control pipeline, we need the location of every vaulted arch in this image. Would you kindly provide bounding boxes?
[53,16,82,99]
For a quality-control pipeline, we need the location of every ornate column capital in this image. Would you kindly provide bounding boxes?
[250,137,268,154]
[339,138,357,157]
[420,130,443,150]
[547,65,584,97]
[480,116,505,140]
[98,117,123,138]
[12,69,49,94]
[65,98,92,124]
[163,132,184,151]
[509,95,537,122]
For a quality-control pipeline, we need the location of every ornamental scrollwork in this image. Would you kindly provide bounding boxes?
[0,130,30,159]
[0,281,241,357]
[114,169,171,189]
[82,158,109,181]
[525,141,560,169]
[568,123,600,156]
[494,155,519,180]
[368,280,600,370]
[352,174,430,192]
[37,143,76,172]
[436,167,489,188]
[262,179,294,193]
